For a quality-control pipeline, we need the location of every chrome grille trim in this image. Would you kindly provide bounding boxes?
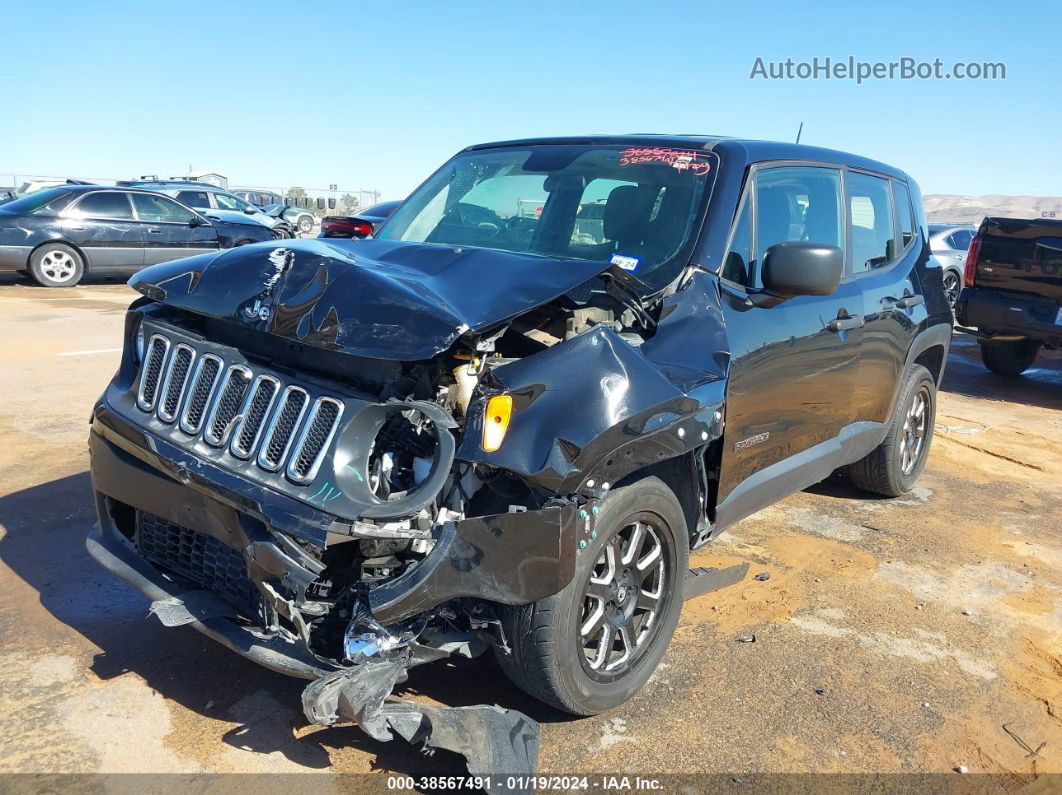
[156,343,196,423]
[286,397,344,484]
[136,335,171,411]
[202,365,252,447]
[257,386,311,472]
[179,354,224,434]
[229,375,281,459]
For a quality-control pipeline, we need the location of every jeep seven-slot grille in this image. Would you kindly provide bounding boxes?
[134,331,343,485]
[134,510,262,620]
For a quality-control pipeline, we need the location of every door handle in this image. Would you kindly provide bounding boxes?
[827,315,864,332]
[883,294,925,309]
[147,228,163,234]
[67,225,85,231]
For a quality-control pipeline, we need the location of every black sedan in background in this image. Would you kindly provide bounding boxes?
[0,186,279,286]
[318,199,402,238]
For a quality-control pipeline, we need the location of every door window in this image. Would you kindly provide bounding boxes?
[721,195,751,285]
[893,181,915,248]
[70,192,134,220]
[847,172,897,272]
[946,229,973,251]
[132,193,195,223]
[214,193,253,211]
[751,166,843,288]
[176,190,212,209]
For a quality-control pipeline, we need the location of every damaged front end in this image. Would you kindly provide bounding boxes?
[87,143,730,774]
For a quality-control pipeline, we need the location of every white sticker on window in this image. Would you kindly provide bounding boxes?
[610,254,640,272]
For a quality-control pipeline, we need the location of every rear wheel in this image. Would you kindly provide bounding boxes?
[29,243,84,287]
[496,476,688,715]
[298,216,313,233]
[980,339,1040,376]
[847,365,936,497]
[942,270,961,308]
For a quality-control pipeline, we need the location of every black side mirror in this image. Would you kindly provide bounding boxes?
[758,242,843,303]
[189,215,202,227]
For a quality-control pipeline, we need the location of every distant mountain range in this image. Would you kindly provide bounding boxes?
[923,194,1062,225]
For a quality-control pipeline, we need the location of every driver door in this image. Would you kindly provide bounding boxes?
[716,165,865,512]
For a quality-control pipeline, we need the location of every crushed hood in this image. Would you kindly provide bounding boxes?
[129,238,610,360]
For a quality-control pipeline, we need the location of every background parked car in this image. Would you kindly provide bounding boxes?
[318,199,402,238]
[261,203,318,234]
[928,223,977,307]
[232,188,284,207]
[120,179,290,236]
[0,186,278,287]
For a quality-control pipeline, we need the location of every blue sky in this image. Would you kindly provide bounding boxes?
[2,0,1058,200]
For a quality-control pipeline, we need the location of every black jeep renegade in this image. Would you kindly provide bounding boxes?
[86,136,951,774]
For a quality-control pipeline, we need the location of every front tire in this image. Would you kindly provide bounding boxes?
[847,364,936,497]
[29,243,84,287]
[980,339,1040,376]
[298,216,313,234]
[496,476,689,716]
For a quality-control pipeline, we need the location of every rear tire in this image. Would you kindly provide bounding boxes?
[942,270,961,308]
[298,216,313,233]
[846,365,936,497]
[495,476,689,716]
[29,243,84,287]
[980,339,1040,376]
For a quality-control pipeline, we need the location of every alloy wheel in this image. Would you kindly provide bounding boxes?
[40,250,77,283]
[901,385,931,475]
[579,517,670,679]
[943,271,960,307]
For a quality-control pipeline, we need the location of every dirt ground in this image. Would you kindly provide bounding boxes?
[0,274,1059,783]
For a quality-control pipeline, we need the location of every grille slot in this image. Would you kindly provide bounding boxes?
[156,344,195,423]
[230,376,280,459]
[287,397,344,483]
[134,510,262,621]
[203,365,252,447]
[257,386,310,471]
[136,335,170,411]
[179,354,224,434]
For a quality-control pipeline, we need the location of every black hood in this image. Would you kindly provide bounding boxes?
[128,238,609,360]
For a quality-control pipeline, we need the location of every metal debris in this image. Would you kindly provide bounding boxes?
[754,572,771,581]
[736,635,756,643]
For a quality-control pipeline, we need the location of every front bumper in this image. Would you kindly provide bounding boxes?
[957,287,1062,347]
[88,400,579,669]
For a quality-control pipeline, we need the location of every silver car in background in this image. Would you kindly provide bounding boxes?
[928,223,977,307]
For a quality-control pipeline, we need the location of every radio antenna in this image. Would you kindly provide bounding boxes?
[795,122,804,144]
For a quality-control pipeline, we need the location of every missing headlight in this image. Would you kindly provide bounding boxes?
[367,408,440,501]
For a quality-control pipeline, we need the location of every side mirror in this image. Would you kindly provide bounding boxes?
[189,215,203,227]
[759,242,843,302]
[243,207,255,214]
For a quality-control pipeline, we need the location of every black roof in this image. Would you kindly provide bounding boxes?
[465,134,912,181]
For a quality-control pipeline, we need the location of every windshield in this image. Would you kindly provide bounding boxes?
[377,144,716,292]
[1,187,74,215]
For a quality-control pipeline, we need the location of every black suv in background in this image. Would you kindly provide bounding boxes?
[0,186,278,286]
[956,216,1062,374]
[86,136,950,774]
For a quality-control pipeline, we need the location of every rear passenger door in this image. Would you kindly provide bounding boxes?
[131,193,219,265]
[847,174,925,426]
[717,165,865,505]
[61,191,144,269]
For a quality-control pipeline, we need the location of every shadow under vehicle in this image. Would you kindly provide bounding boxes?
[84,136,952,775]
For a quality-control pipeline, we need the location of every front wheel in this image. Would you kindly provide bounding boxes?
[298,216,314,233]
[496,476,689,716]
[846,364,936,497]
[29,243,84,287]
[980,339,1040,376]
